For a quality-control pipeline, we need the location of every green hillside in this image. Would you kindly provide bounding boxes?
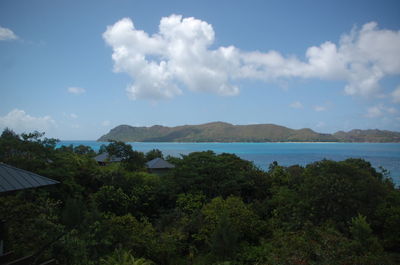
[98,122,400,142]
[334,129,400,142]
[98,122,338,142]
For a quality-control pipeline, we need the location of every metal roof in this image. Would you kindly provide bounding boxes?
[94,152,123,163]
[0,163,59,193]
[146,158,175,169]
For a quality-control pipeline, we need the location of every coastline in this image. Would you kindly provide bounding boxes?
[61,140,400,144]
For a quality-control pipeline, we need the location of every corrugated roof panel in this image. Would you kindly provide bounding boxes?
[94,152,123,163]
[146,158,175,169]
[0,163,59,193]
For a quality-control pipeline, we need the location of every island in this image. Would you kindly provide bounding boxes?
[98,122,400,142]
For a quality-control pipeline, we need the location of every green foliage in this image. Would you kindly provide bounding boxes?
[61,197,86,229]
[0,194,64,257]
[0,129,58,171]
[170,151,261,199]
[176,192,206,215]
[209,212,239,260]
[90,214,158,260]
[145,149,164,161]
[103,140,146,171]
[73,144,96,155]
[198,196,264,246]
[105,140,134,159]
[93,186,130,215]
[100,248,153,265]
[349,214,383,254]
[298,159,387,228]
[1,129,400,265]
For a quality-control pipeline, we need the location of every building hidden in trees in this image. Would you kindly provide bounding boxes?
[146,157,175,175]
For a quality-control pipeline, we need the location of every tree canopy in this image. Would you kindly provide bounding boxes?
[0,129,399,265]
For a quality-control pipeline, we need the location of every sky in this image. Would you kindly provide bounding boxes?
[0,0,400,140]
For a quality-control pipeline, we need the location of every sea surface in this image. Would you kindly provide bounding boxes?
[58,141,400,185]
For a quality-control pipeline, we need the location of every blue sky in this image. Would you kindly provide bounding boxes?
[0,0,400,140]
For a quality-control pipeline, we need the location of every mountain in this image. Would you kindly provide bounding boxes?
[98,122,400,142]
[333,129,400,142]
[97,122,319,142]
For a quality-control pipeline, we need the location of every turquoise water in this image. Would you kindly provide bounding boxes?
[58,141,400,185]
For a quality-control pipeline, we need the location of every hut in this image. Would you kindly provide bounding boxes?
[146,158,175,175]
[94,152,123,166]
[0,162,59,193]
[0,162,59,264]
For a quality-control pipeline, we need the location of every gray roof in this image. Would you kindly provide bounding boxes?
[0,163,59,193]
[94,152,123,163]
[146,158,175,169]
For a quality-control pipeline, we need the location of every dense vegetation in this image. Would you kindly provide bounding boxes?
[98,122,400,142]
[1,129,400,265]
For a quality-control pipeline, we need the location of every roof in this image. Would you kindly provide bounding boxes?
[94,152,123,163]
[146,158,175,169]
[0,163,59,193]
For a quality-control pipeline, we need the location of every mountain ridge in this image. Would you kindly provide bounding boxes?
[97,122,400,142]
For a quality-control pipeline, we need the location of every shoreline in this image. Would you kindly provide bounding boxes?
[60,140,400,144]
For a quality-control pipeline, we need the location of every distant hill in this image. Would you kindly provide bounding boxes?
[97,122,400,142]
[333,129,400,142]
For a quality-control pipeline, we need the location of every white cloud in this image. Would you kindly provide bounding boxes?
[101,120,111,127]
[289,101,303,109]
[67,86,86,95]
[387,107,397,114]
[0,109,55,133]
[392,86,400,103]
[104,16,400,100]
[0,26,18,41]
[70,113,78,119]
[314,106,326,112]
[366,106,383,118]
[365,104,398,118]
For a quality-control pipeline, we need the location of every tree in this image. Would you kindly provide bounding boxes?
[73,145,95,156]
[349,214,382,254]
[106,140,134,160]
[145,149,164,161]
[170,151,260,199]
[198,196,264,246]
[209,212,239,260]
[100,248,153,265]
[104,141,146,171]
[298,159,387,228]
[93,186,130,216]
[90,214,158,260]
[0,129,58,171]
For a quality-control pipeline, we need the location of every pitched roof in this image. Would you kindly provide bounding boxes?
[94,152,123,163]
[146,158,175,169]
[0,163,59,193]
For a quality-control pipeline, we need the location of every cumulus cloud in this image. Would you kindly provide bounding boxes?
[289,101,303,109]
[0,109,55,133]
[365,104,397,118]
[365,106,383,118]
[314,106,326,112]
[0,26,18,41]
[67,86,86,94]
[103,16,400,100]
[392,86,400,103]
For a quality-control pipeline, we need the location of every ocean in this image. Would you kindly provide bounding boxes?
[58,141,400,186]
